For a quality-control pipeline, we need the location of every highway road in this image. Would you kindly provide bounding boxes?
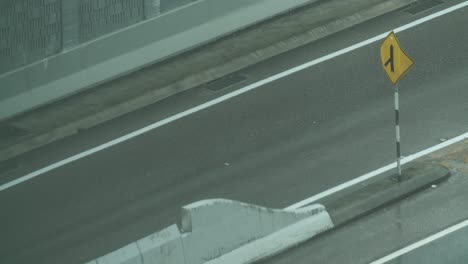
[384,223,468,264]
[263,140,468,264]
[1,0,467,263]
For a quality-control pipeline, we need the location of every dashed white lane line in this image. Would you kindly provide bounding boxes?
[369,218,468,264]
[286,131,468,210]
[1,1,468,192]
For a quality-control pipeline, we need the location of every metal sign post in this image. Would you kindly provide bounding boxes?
[380,31,414,181]
[395,83,402,179]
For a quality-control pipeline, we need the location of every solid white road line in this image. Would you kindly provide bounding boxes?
[1,1,468,192]
[369,218,468,264]
[286,131,468,210]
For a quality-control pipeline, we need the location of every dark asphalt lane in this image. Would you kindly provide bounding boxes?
[388,227,468,264]
[1,1,468,263]
[263,141,468,264]
[386,225,468,264]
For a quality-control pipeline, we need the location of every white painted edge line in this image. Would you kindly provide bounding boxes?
[1,1,467,192]
[369,218,468,264]
[286,131,468,210]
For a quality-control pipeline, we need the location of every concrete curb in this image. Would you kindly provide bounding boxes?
[0,0,418,162]
[323,162,451,227]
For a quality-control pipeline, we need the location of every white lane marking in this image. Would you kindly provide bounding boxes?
[369,218,468,264]
[1,1,468,192]
[286,131,468,210]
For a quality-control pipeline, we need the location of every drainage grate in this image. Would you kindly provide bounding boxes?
[404,0,444,15]
[204,74,248,92]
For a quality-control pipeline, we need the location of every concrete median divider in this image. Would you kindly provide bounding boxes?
[206,206,334,264]
[85,199,333,264]
[138,225,185,264]
[321,162,451,227]
[92,242,143,264]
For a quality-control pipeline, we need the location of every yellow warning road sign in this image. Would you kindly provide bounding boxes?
[380,31,414,84]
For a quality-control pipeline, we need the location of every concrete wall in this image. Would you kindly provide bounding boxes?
[0,0,153,74]
[0,0,178,74]
[0,0,63,74]
[86,199,332,264]
[0,0,315,121]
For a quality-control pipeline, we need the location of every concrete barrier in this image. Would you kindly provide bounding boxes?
[138,224,185,264]
[179,199,326,264]
[206,211,334,264]
[93,224,184,264]
[85,199,332,264]
[0,0,317,120]
[95,242,142,264]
